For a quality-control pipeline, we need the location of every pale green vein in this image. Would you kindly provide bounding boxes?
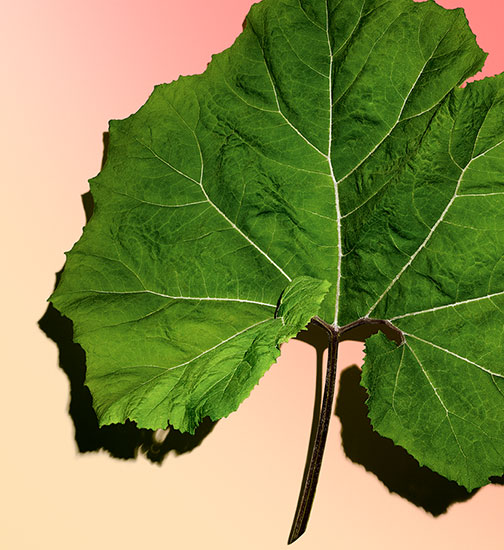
[340,173,394,219]
[106,187,207,208]
[325,0,342,326]
[66,288,277,308]
[405,332,504,380]
[391,344,406,414]
[136,113,293,282]
[134,138,201,185]
[366,138,504,317]
[248,20,328,158]
[406,342,468,459]
[390,290,504,320]
[96,318,272,406]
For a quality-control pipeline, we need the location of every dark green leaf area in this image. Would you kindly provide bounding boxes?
[356,74,504,490]
[342,75,504,323]
[51,276,329,433]
[363,329,504,490]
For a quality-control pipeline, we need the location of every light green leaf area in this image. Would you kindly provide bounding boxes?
[52,275,329,432]
[50,0,504,488]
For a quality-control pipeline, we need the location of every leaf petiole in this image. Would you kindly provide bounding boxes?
[288,316,339,544]
[288,316,404,543]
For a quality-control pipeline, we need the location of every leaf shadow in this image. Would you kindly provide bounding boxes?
[39,298,217,463]
[39,131,217,463]
[335,365,476,515]
[298,321,491,516]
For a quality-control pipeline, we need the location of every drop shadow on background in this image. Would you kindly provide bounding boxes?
[38,132,217,464]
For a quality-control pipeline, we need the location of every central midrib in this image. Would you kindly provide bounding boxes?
[324,0,342,328]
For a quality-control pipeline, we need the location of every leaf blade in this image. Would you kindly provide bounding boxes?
[50,0,504,491]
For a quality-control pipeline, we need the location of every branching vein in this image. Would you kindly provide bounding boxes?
[365,139,503,317]
[407,342,467,459]
[137,106,292,283]
[70,288,277,308]
[405,332,504,380]
[390,290,504,320]
[325,0,342,327]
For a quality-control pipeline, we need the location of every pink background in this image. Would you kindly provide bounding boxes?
[2,1,503,548]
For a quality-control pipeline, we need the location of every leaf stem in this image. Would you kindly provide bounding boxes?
[288,316,404,543]
[288,317,339,544]
[338,317,405,345]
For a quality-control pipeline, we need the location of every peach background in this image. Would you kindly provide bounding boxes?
[2,1,503,549]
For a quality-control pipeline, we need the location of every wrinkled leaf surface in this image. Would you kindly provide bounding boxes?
[50,0,504,489]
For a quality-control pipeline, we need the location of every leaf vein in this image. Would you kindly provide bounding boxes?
[404,332,504,380]
[390,290,504,320]
[406,343,467,459]
[68,288,277,308]
[365,133,502,317]
[164,99,293,283]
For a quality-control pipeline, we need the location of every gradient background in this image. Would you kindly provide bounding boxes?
[2,1,503,548]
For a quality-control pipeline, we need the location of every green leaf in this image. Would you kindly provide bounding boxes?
[50,0,504,490]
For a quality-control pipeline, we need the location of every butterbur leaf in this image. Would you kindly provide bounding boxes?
[50,0,504,496]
